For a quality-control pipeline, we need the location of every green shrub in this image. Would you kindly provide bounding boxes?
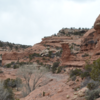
[48,51,52,58]
[29,55,32,61]
[16,77,22,91]
[85,88,100,100]
[87,82,98,90]
[42,57,46,60]
[52,62,60,73]
[70,68,82,78]
[36,60,39,64]
[57,66,62,73]
[81,71,90,79]
[90,58,100,81]
[4,78,16,88]
[11,62,15,64]
[43,91,45,96]
[13,65,19,69]
[70,45,73,49]
[71,76,76,81]
[6,63,11,68]
[19,62,25,66]
[82,53,89,57]
[0,80,14,100]
[83,58,100,81]
[4,78,10,88]
[39,62,43,65]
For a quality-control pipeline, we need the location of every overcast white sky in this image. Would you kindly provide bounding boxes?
[0,0,100,46]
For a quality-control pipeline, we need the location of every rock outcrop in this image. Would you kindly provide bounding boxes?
[61,43,71,63]
[2,52,24,60]
[81,15,100,51]
[57,28,88,36]
[94,14,100,34]
[81,29,97,51]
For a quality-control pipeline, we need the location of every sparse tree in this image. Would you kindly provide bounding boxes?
[16,77,22,91]
[0,80,14,100]
[17,64,47,97]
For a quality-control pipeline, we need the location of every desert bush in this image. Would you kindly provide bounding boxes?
[29,54,33,61]
[42,57,46,60]
[43,91,45,96]
[82,58,100,81]
[70,45,73,50]
[52,62,60,73]
[70,68,82,78]
[80,60,92,79]
[87,80,100,90]
[4,78,16,88]
[90,58,100,81]
[48,51,52,58]
[85,88,100,100]
[16,77,22,91]
[17,64,47,97]
[39,62,43,65]
[82,53,89,57]
[57,66,62,73]
[0,80,14,100]
[13,65,19,69]
[81,77,91,88]
[29,53,41,61]
[71,76,76,81]
[4,78,22,90]
[19,62,25,66]
[6,63,11,68]
[11,62,15,64]
[81,71,90,79]
[36,60,39,64]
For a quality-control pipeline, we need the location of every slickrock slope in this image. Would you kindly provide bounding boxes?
[20,72,86,100]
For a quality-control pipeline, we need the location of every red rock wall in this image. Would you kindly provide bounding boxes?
[2,52,29,60]
[61,43,71,63]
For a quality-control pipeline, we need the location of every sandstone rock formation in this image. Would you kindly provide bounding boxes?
[81,29,97,51]
[81,15,100,52]
[57,28,88,36]
[94,14,100,34]
[2,52,24,60]
[61,43,71,63]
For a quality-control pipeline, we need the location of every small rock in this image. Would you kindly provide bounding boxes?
[78,92,84,97]
[72,95,78,100]
[57,88,63,93]
[74,92,77,95]
[66,95,70,99]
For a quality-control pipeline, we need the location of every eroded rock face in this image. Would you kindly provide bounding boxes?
[81,15,100,51]
[94,14,100,34]
[80,28,97,51]
[2,52,25,60]
[61,43,71,63]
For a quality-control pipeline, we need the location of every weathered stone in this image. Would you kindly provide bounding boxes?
[61,43,71,63]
